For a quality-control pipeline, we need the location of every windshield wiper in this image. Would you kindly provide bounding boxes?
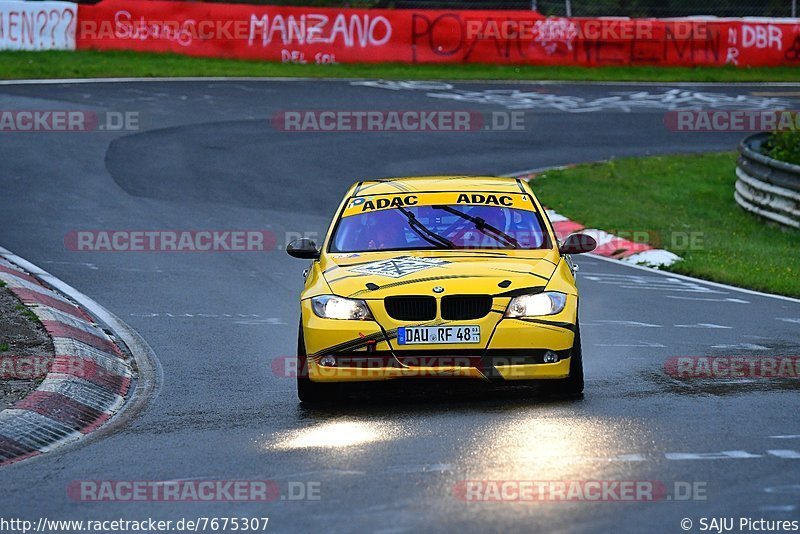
[396,206,456,249]
[433,205,521,249]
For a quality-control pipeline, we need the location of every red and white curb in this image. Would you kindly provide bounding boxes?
[511,166,682,268]
[0,256,134,465]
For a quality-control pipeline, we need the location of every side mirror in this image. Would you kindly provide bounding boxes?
[287,238,320,260]
[559,233,597,255]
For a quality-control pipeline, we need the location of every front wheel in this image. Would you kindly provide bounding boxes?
[544,323,584,397]
[296,325,326,404]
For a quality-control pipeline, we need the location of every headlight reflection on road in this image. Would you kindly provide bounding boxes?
[270,421,397,450]
[473,416,640,480]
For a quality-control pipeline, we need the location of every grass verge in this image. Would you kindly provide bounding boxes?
[0,287,54,410]
[2,50,800,82]
[529,153,800,297]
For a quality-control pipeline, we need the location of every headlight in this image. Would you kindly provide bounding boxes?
[505,292,567,318]
[311,295,373,321]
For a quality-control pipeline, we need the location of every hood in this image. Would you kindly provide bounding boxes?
[320,249,560,299]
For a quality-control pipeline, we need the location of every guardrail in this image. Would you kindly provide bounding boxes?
[735,133,800,230]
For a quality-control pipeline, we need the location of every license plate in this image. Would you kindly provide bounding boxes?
[397,325,480,345]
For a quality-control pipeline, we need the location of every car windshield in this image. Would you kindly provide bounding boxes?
[330,204,550,252]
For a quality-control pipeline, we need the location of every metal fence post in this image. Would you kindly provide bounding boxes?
[565,0,572,16]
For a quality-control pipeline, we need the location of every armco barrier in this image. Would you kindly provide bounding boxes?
[75,1,800,67]
[736,133,800,229]
[0,1,77,51]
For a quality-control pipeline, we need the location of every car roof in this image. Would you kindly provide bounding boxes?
[351,176,526,196]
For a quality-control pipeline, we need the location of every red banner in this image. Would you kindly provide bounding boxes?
[76,1,800,67]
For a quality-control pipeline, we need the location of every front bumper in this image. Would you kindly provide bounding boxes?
[306,356,572,382]
[299,297,577,383]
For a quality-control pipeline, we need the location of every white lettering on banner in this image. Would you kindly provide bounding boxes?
[532,18,579,55]
[113,11,195,47]
[248,13,391,48]
[0,1,76,51]
[741,24,783,50]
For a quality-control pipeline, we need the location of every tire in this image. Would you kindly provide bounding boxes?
[543,322,584,397]
[562,323,585,396]
[296,324,327,404]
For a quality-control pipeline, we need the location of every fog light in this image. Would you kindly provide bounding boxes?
[542,351,560,363]
[320,355,337,367]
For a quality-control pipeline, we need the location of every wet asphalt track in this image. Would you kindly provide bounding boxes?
[0,79,799,533]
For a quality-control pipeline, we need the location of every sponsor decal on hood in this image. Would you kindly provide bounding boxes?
[349,256,449,278]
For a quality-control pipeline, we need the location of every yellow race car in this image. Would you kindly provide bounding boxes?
[287,176,596,402]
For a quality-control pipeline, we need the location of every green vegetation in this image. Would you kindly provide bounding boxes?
[0,342,9,352]
[1,50,800,82]
[530,153,800,297]
[764,130,800,166]
[15,305,39,323]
